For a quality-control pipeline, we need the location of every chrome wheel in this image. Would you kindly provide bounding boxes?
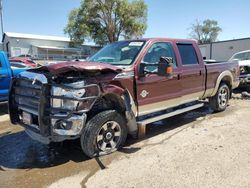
[218,86,229,108]
[96,121,122,152]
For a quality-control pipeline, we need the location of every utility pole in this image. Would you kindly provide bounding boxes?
[0,0,4,50]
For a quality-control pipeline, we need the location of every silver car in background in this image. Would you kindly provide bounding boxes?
[230,50,250,90]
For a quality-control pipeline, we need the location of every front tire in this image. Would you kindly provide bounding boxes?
[209,83,230,112]
[81,110,127,158]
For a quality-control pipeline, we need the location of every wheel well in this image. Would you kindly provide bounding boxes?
[221,76,232,97]
[87,93,126,119]
[221,76,232,89]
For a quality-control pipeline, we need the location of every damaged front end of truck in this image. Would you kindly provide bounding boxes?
[9,61,132,144]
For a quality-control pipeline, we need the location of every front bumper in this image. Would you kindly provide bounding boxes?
[9,71,100,143]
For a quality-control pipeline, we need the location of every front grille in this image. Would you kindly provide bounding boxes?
[240,66,250,75]
[13,79,42,115]
[9,71,51,136]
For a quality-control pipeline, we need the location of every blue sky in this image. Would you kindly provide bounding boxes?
[3,0,250,41]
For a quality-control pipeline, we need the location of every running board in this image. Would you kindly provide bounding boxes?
[137,103,205,138]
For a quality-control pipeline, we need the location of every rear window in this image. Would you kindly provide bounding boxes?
[10,60,22,63]
[177,44,199,65]
[10,61,27,68]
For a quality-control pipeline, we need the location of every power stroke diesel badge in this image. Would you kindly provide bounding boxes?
[140,90,149,98]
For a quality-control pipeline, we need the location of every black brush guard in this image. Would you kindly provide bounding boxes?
[9,76,100,138]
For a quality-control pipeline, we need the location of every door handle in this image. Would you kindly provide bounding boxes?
[0,74,7,78]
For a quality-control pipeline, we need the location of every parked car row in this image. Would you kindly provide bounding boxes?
[9,57,38,68]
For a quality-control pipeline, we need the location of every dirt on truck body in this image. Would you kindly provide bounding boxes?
[9,38,240,158]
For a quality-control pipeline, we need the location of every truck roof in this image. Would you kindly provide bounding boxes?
[121,38,198,43]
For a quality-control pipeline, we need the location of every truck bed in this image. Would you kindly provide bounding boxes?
[204,60,239,97]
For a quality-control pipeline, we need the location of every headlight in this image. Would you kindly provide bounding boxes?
[51,87,81,111]
[51,81,86,111]
[51,81,100,112]
[240,66,247,74]
[52,87,86,99]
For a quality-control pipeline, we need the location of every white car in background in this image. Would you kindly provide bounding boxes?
[230,50,250,89]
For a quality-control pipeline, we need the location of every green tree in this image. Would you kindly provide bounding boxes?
[64,0,147,46]
[189,19,222,44]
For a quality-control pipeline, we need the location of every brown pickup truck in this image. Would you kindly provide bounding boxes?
[9,38,239,158]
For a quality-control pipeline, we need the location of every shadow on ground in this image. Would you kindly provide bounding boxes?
[125,104,213,147]
[0,131,88,170]
[0,105,213,171]
[0,103,8,116]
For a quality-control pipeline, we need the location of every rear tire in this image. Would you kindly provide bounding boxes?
[80,110,127,158]
[209,83,230,112]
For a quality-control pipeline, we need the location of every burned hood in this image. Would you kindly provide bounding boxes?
[37,61,122,75]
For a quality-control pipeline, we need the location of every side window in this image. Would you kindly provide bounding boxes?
[177,44,199,65]
[143,42,177,67]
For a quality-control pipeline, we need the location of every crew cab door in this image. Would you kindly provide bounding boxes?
[136,42,182,116]
[0,55,12,101]
[176,43,205,102]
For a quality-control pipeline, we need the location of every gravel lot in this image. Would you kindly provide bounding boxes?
[0,93,250,188]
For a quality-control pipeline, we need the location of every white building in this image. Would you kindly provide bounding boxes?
[2,32,100,60]
[199,37,250,61]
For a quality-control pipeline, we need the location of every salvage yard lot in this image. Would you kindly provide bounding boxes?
[0,94,250,188]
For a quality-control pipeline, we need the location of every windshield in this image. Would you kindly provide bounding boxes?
[88,41,145,65]
[231,51,250,61]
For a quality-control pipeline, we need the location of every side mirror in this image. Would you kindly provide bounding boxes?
[138,62,146,77]
[157,57,174,79]
[138,56,174,78]
[138,62,158,77]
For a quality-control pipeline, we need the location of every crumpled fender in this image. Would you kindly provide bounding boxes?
[101,84,125,96]
[101,84,138,135]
